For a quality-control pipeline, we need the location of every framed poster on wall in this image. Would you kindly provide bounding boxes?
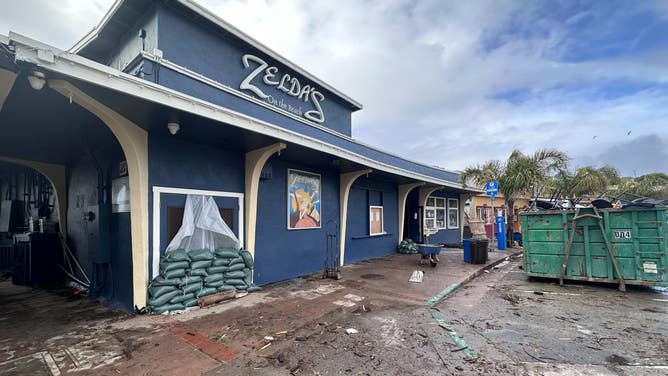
[287,169,321,229]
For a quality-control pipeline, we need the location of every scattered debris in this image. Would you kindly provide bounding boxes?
[533,291,544,295]
[502,293,521,305]
[197,290,236,308]
[264,336,275,341]
[345,328,358,334]
[409,271,424,283]
[494,261,510,269]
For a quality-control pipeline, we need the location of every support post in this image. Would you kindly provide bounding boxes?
[245,142,287,258]
[339,169,372,266]
[49,80,150,310]
[397,182,424,244]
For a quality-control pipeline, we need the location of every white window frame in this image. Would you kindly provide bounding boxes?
[369,205,385,236]
[447,198,460,229]
[425,196,446,230]
[151,186,244,279]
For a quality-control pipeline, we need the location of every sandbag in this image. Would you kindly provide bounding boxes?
[243,268,253,286]
[170,292,195,304]
[226,263,244,272]
[247,285,262,292]
[205,279,225,288]
[197,287,218,298]
[188,269,208,277]
[164,249,190,262]
[149,285,177,298]
[153,303,185,314]
[215,249,239,259]
[207,266,228,274]
[240,250,254,268]
[162,268,186,279]
[189,249,214,261]
[217,285,236,292]
[160,260,189,272]
[184,298,199,308]
[190,260,213,269]
[204,273,224,284]
[148,290,180,306]
[224,270,246,279]
[234,283,248,290]
[212,258,230,266]
[228,257,244,266]
[225,278,246,286]
[182,282,203,294]
[151,276,183,286]
[181,275,203,285]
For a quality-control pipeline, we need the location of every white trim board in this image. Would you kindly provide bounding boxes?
[151,186,244,279]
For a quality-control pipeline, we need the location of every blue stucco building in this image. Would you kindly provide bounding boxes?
[0,0,477,311]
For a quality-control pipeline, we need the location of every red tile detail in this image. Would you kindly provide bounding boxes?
[165,321,238,363]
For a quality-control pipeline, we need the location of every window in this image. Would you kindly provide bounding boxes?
[369,206,384,235]
[425,197,446,230]
[448,198,459,229]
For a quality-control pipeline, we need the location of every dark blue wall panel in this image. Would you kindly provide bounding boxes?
[253,157,339,285]
[344,178,398,264]
[427,190,461,244]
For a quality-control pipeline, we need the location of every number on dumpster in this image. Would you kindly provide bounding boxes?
[613,230,631,239]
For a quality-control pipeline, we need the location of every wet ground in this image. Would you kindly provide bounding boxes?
[1,251,667,375]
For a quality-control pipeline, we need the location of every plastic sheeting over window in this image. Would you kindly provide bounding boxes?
[166,195,240,252]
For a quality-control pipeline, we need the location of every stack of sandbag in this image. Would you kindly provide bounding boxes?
[147,248,261,314]
[212,248,261,292]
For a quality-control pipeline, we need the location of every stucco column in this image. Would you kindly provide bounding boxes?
[397,182,424,244]
[0,157,67,235]
[339,169,372,266]
[49,80,150,310]
[245,142,287,258]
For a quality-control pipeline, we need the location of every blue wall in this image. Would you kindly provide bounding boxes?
[156,5,354,136]
[253,157,339,285]
[427,190,462,244]
[344,178,398,264]
[147,134,245,276]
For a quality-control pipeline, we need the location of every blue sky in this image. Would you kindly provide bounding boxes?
[1,0,666,175]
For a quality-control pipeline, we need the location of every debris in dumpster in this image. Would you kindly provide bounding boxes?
[409,270,424,283]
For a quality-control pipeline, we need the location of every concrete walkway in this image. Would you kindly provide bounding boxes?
[0,247,520,375]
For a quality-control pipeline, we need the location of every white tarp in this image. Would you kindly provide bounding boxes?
[166,195,240,252]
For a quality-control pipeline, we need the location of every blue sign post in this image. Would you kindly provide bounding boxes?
[496,215,507,250]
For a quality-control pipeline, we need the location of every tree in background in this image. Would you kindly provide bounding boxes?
[618,173,668,199]
[547,165,621,207]
[461,149,569,246]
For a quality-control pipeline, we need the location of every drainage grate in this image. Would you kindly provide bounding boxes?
[360,273,384,280]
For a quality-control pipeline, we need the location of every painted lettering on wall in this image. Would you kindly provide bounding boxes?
[240,54,325,124]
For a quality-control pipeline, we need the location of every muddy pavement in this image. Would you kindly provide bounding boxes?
[215,257,667,375]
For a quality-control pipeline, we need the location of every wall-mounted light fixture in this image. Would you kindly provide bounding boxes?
[167,122,180,135]
[27,71,46,91]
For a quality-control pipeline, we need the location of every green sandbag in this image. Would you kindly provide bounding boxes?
[181,275,203,285]
[170,292,195,304]
[234,283,248,290]
[190,260,213,269]
[151,276,182,286]
[207,266,228,274]
[162,268,186,279]
[243,268,253,286]
[182,282,203,294]
[224,270,246,279]
[225,278,246,286]
[188,269,208,277]
[247,285,262,292]
[148,285,177,298]
[240,250,254,268]
[189,249,214,261]
[197,287,218,298]
[228,257,244,266]
[165,249,189,262]
[148,290,180,306]
[215,249,239,258]
[160,260,189,272]
[227,263,244,272]
[184,298,199,308]
[212,258,230,266]
[205,279,225,288]
[153,303,185,314]
[217,285,236,292]
[204,273,224,284]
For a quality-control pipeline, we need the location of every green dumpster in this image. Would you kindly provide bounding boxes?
[520,206,668,288]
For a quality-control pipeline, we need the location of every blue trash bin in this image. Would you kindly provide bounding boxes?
[463,239,472,263]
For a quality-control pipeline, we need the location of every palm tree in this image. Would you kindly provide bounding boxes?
[548,165,620,207]
[619,172,668,199]
[461,149,569,246]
